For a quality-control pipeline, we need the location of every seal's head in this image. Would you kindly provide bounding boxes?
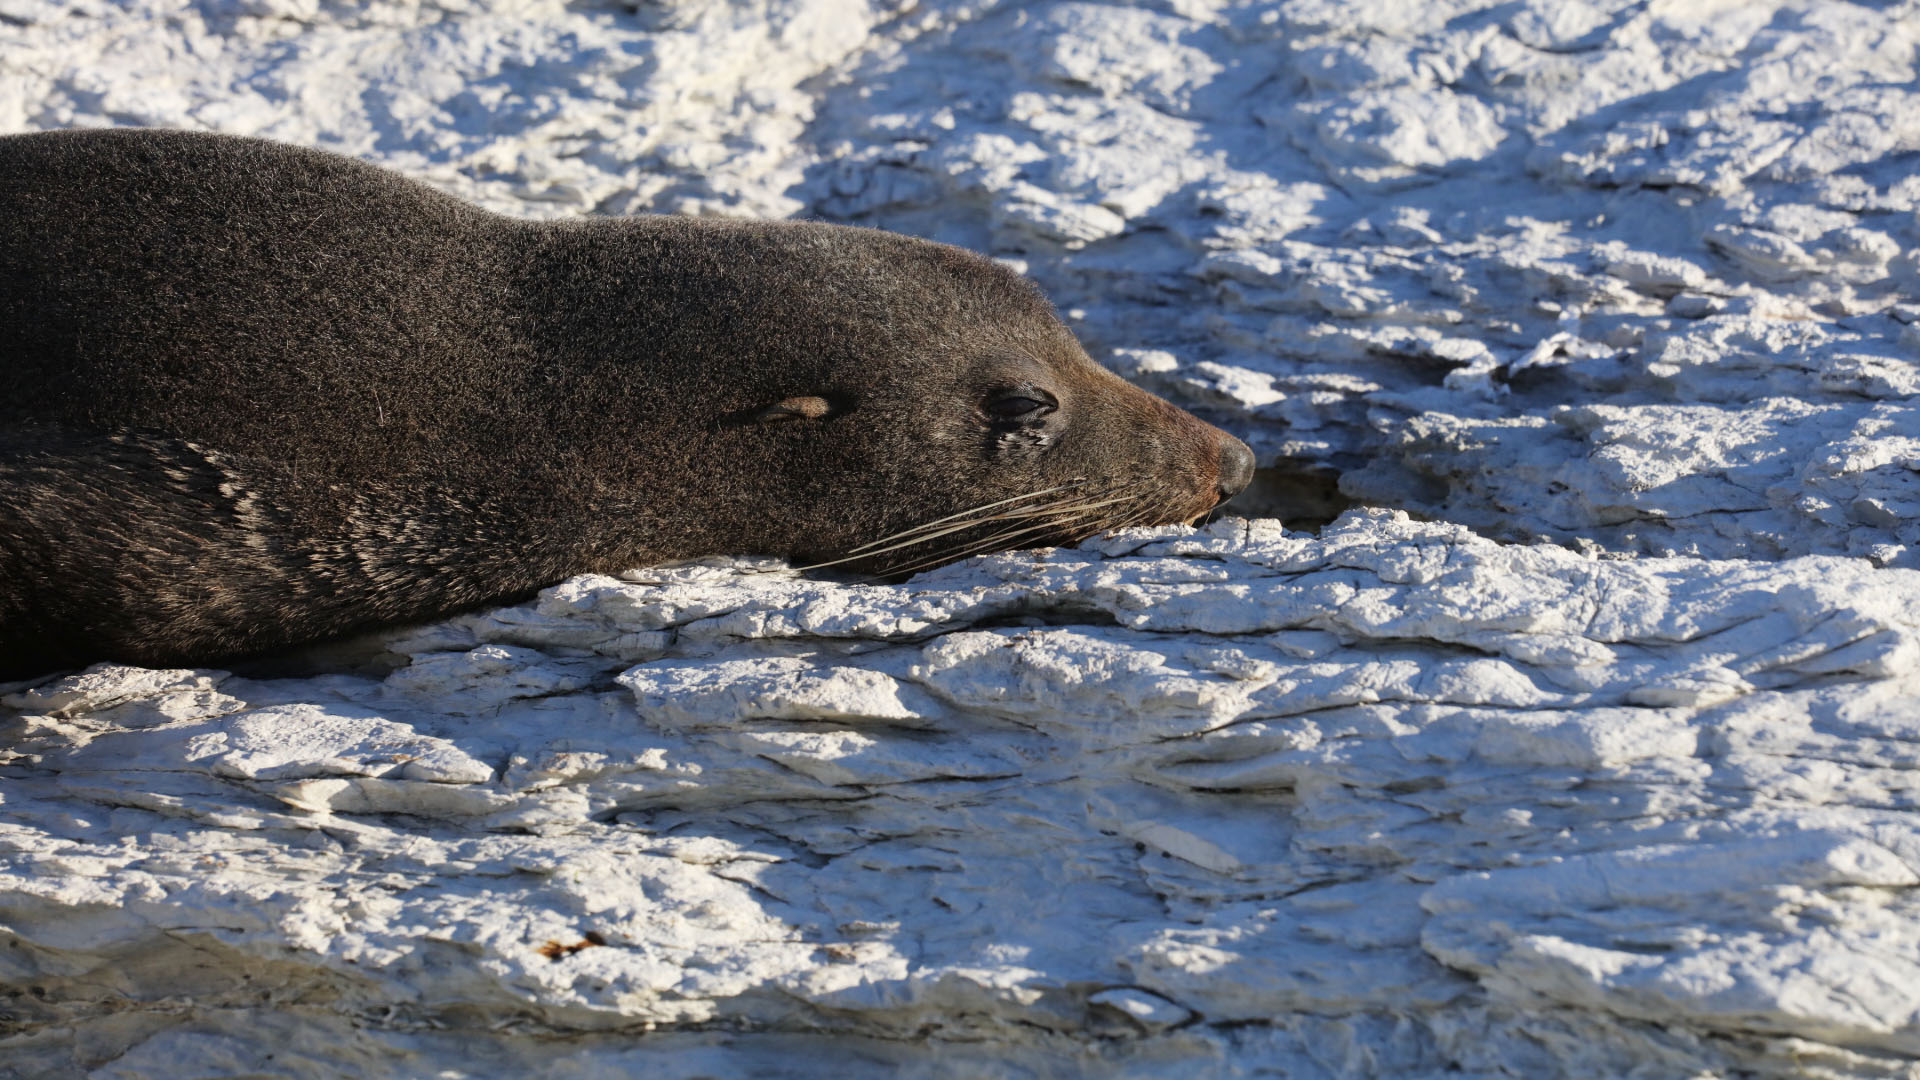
[619,220,1255,577]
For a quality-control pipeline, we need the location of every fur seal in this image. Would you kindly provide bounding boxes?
[0,128,1255,679]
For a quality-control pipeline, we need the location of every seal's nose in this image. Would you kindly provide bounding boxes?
[1217,437,1255,503]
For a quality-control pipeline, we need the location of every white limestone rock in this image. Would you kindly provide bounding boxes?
[8,513,1920,1076]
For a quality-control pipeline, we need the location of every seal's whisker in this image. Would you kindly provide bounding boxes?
[869,493,1149,577]
[872,514,1104,578]
[873,505,1116,574]
[815,474,1202,579]
[867,477,1206,579]
[798,488,1130,571]
[838,480,1095,556]
[1064,487,1170,547]
[799,510,1070,570]
[1112,502,1164,533]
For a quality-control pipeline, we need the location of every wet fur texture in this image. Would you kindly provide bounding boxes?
[0,129,1248,678]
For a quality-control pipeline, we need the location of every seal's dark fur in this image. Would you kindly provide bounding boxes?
[0,128,1249,677]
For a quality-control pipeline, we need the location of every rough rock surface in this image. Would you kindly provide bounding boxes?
[6,1,1920,1076]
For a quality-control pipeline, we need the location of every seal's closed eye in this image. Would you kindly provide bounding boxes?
[984,390,1057,422]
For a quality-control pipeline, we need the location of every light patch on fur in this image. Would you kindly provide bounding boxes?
[992,428,1054,460]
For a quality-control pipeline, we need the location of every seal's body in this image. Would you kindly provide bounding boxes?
[0,129,1253,678]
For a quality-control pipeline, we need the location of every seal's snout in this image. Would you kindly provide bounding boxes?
[1216,436,1255,504]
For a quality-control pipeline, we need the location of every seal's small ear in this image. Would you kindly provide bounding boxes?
[747,396,833,424]
[716,394,855,431]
